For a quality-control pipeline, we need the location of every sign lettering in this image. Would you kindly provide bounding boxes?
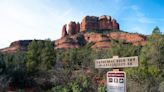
[95,56,138,68]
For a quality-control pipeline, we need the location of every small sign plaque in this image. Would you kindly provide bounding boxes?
[107,71,126,92]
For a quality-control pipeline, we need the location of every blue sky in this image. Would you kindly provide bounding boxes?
[0,0,164,48]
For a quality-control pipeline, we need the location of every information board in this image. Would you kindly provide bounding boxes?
[107,71,126,92]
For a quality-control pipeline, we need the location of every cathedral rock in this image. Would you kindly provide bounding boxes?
[55,15,146,49]
[61,15,120,38]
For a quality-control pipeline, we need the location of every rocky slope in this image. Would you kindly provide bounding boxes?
[55,32,146,49]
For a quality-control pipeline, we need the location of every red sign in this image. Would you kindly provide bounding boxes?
[108,73,125,77]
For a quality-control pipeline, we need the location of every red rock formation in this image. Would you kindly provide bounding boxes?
[55,36,80,49]
[107,32,145,45]
[68,21,77,35]
[0,40,32,53]
[91,41,111,49]
[80,15,119,32]
[99,15,112,30]
[61,24,68,38]
[111,19,119,30]
[55,32,146,49]
[75,22,80,33]
[0,40,48,53]
[80,16,99,32]
[61,15,120,38]
[84,33,109,42]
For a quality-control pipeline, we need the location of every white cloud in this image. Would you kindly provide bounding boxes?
[0,0,81,48]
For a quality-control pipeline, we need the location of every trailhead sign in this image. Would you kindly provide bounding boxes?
[95,56,139,92]
[95,56,138,68]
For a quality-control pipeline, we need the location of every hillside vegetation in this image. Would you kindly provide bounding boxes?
[0,27,164,92]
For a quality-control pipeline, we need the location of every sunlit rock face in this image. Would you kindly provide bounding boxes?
[80,16,99,32]
[80,15,119,32]
[68,21,77,35]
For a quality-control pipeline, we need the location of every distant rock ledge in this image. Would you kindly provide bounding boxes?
[0,40,45,53]
[0,40,32,53]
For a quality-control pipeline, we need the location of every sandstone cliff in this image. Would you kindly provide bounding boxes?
[80,15,119,32]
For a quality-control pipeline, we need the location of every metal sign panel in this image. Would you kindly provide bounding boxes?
[107,71,126,92]
[95,56,138,68]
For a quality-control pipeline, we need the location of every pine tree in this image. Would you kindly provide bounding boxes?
[40,40,56,70]
[26,40,56,72]
[26,40,39,72]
